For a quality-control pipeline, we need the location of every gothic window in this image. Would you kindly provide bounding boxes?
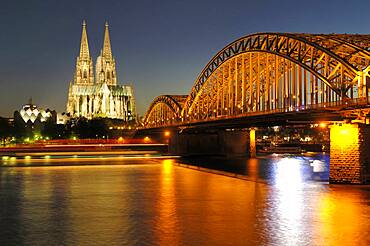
[83,70,87,79]
[107,71,111,79]
[100,71,105,82]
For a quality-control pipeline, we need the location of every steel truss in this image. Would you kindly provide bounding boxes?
[144,33,370,127]
[144,95,187,127]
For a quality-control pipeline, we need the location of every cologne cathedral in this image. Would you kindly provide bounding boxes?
[66,21,136,121]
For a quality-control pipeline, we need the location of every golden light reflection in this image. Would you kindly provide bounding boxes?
[162,159,173,174]
[156,159,180,244]
[247,158,258,181]
[315,191,366,245]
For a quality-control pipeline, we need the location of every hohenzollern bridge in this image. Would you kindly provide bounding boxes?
[140,33,370,184]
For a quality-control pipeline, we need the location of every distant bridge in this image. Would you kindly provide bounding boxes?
[144,33,370,128]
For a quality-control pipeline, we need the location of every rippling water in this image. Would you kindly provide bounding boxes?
[0,154,369,245]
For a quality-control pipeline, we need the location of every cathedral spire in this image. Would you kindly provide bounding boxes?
[102,21,112,58]
[79,20,90,59]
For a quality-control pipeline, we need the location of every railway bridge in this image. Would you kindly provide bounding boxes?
[141,33,370,184]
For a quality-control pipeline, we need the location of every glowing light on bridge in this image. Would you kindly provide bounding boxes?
[330,123,358,145]
[144,136,151,143]
[319,122,327,128]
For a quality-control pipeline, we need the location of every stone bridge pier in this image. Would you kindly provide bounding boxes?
[330,123,370,184]
[166,123,370,184]
[169,129,256,157]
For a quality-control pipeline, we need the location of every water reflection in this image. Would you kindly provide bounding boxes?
[179,153,329,183]
[156,159,180,244]
[316,188,370,245]
[0,156,369,245]
[269,157,306,245]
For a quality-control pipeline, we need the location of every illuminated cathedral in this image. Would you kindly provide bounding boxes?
[66,21,136,120]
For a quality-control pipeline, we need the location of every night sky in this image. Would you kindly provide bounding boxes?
[0,0,369,117]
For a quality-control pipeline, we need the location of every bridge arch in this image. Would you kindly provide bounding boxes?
[144,95,187,127]
[182,33,370,119]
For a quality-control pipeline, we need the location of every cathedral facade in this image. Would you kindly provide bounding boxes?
[66,21,136,121]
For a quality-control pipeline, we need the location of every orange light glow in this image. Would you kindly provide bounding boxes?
[117,137,124,142]
[330,124,358,146]
[164,131,170,137]
[144,136,151,143]
[250,128,256,158]
[319,122,327,128]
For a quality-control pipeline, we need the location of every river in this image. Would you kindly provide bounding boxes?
[0,154,369,245]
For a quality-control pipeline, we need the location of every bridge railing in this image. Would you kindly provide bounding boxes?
[143,97,369,128]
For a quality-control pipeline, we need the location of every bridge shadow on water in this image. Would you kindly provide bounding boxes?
[177,153,330,184]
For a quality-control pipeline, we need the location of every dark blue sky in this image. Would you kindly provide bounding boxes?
[0,0,369,116]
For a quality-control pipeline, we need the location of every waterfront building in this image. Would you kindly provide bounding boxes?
[14,100,56,125]
[66,21,136,121]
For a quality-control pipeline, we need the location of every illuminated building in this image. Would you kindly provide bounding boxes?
[15,100,55,124]
[13,100,57,138]
[66,21,136,121]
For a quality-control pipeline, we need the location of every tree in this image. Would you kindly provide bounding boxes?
[0,117,12,145]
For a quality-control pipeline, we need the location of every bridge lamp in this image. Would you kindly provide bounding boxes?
[164,131,170,137]
[144,136,151,143]
[319,122,327,128]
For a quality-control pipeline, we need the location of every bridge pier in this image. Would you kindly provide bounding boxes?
[169,129,252,157]
[329,123,370,184]
[250,128,256,158]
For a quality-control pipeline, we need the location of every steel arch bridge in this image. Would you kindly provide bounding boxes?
[144,32,370,128]
[144,95,187,126]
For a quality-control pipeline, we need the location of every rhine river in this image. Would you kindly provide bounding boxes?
[0,154,369,245]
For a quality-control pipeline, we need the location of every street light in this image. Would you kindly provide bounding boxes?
[319,122,327,128]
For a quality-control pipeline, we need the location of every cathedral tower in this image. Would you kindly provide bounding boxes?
[67,21,136,121]
[74,20,94,85]
[95,22,117,85]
